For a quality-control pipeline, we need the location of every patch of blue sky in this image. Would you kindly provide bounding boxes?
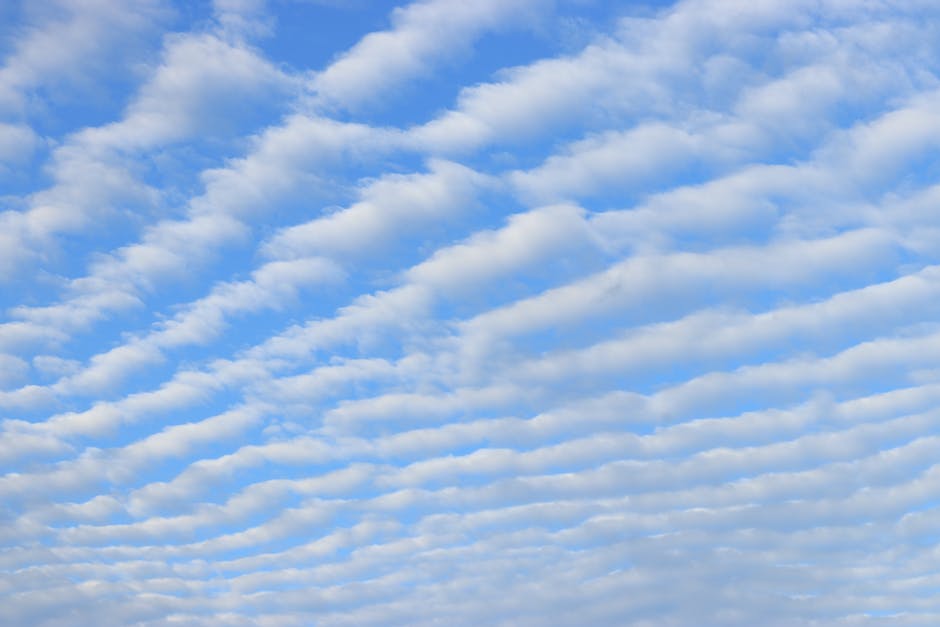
[260,1,408,70]
[0,152,51,198]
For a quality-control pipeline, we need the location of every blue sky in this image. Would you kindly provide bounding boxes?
[2,0,940,624]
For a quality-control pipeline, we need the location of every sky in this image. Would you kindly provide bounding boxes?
[2,0,940,624]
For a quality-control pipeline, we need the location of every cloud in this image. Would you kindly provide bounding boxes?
[0,6,297,284]
[0,122,39,167]
[0,0,170,115]
[263,159,491,261]
[309,0,552,109]
[78,32,297,150]
[5,0,940,625]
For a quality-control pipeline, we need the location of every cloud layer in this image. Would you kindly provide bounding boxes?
[3,0,940,624]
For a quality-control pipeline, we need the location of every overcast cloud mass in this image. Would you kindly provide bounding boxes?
[3,0,940,624]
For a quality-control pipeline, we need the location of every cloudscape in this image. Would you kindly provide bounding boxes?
[3,0,940,624]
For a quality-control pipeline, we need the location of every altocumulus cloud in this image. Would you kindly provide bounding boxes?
[2,0,940,625]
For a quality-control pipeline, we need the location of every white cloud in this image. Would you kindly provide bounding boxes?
[263,160,490,260]
[0,354,29,389]
[77,32,297,150]
[310,0,552,109]
[0,10,298,287]
[0,0,170,115]
[6,0,940,624]
[405,204,597,290]
[0,122,39,167]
